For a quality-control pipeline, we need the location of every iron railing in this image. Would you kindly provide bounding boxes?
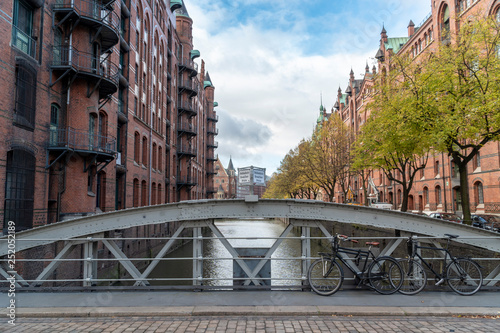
[0,233,499,290]
[52,46,119,86]
[53,0,120,36]
[49,127,116,155]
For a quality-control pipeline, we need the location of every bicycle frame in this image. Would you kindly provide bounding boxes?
[408,237,460,281]
[325,237,378,280]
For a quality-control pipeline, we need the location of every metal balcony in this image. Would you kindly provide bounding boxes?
[178,78,198,97]
[207,153,218,162]
[53,0,120,52]
[178,57,198,77]
[48,127,116,162]
[51,46,119,99]
[177,121,197,137]
[177,99,197,117]
[176,176,197,187]
[207,127,219,135]
[176,144,197,157]
[207,113,219,122]
[207,140,218,149]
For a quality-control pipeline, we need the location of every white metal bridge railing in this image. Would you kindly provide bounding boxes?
[1,226,499,291]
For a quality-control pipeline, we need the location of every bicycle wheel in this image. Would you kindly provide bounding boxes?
[308,258,343,296]
[368,256,403,295]
[446,258,482,296]
[397,259,427,295]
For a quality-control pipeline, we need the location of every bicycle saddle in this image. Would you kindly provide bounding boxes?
[444,234,459,239]
[365,242,380,246]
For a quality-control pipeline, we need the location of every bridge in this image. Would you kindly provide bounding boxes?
[1,198,499,290]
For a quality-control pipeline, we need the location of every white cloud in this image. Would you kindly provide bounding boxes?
[185,0,430,175]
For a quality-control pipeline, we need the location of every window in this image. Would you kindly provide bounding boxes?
[152,182,156,205]
[133,178,139,207]
[434,160,440,176]
[423,187,429,206]
[158,146,162,172]
[152,142,157,170]
[441,5,450,42]
[142,136,148,166]
[12,0,35,57]
[473,152,480,170]
[50,104,60,145]
[134,132,140,162]
[4,149,35,231]
[158,183,162,204]
[475,182,484,204]
[141,180,147,206]
[14,59,37,129]
[89,113,97,149]
[435,185,442,205]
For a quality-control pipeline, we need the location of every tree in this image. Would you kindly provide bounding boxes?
[353,51,431,212]
[302,113,353,202]
[421,15,500,223]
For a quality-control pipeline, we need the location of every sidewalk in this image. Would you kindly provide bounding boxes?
[2,290,499,318]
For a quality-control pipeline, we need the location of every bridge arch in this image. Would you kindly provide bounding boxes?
[1,198,499,289]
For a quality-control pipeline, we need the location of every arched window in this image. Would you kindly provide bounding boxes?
[89,113,97,149]
[435,160,440,176]
[134,132,140,162]
[152,142,157,170]
[435,185,442,205]
[474,182,484,204]
[142,136,148,166]
[4,149,36,231]
[441,5,450,42]
[152,182,156,205]
[158,146,162,172]
[158,183,162,204]
[141,180,147,206]
[133,178,139,207]
[423,187,429,206]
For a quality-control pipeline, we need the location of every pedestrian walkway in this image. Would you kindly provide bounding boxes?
[1,290,499,332]
[4,315,500,332]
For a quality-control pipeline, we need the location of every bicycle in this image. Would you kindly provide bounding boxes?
[398,234,483,296]
[307,234,403,296]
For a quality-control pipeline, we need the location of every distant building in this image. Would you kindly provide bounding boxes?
[237,166,267,198]
[214,157,237,199]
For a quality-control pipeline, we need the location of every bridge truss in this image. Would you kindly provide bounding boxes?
[1,198,499,289]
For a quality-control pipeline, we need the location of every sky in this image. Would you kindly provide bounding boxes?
[185,0,432,176]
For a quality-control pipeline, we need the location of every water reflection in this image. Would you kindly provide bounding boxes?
[149,219,304,286]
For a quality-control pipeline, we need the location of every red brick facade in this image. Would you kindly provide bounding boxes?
[1,0,217,233]
[331,0,500,215]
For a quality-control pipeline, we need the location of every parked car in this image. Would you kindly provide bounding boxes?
[428,212,462,223]
[471,214,488,228]
[474,214,500,232]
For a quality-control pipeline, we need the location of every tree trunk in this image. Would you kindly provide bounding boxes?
[458,161,472,225]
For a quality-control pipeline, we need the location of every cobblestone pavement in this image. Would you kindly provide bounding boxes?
[2,315,500,333]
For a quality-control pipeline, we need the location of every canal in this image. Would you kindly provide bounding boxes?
[149,219,317,287]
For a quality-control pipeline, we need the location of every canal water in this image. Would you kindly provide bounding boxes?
[149,219,312,287]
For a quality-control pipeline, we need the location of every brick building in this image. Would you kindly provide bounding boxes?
[1,0,218,233]
[213,157,237,199]
[331,0,500,215]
